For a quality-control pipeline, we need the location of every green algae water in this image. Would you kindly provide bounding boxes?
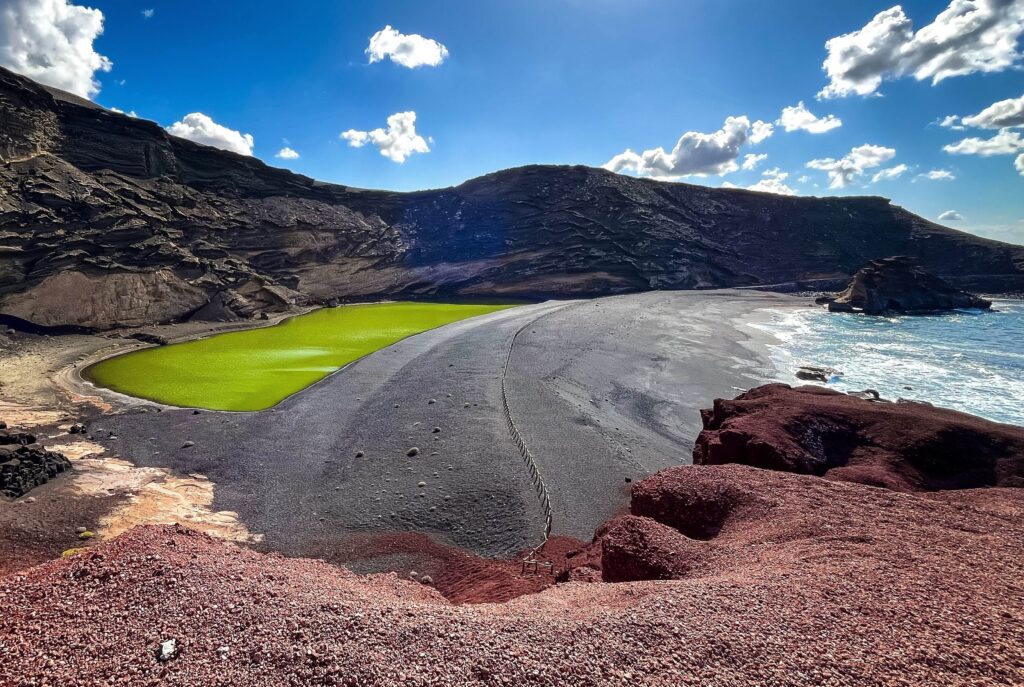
[86,302,515,411]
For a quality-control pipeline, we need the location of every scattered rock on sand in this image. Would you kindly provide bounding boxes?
[0,426,72,497]
[407,447,420,457]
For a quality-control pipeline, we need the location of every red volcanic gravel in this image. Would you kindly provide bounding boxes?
[3,464,1024,686]
[694,383,1024,491]
[336,532,584,603]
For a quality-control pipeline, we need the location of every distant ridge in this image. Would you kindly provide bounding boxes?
[1,66,1021,329]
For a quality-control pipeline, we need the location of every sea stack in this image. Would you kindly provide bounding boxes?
[827,256,992,314]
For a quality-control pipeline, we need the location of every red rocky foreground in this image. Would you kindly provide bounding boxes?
[3,459,1024,686]
[693,383,1024,492]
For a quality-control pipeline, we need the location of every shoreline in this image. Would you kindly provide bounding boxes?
[749,297,1024,427]
[0,290,802,578]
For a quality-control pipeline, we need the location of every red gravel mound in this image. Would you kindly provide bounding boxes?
[4,465,1023,685]
[693,383,1024,491]
[337,532,583,603]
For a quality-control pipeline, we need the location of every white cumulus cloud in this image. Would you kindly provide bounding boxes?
[750,120,774,144]
[807,144,897,188]
[166,113,254,156]
[142,8,154,19]
[1017,153,1024,175]
[603,116,774,180]
[366,25,448,68]
[938,114,966,130]
[748,168,798,195]
[944,128,1024,156]
[275,147,300,160]
[938,210,964,221]
[961,92,1024,129]
[341,111,430,163]
[818,0,1024,98]
[723,168,798,195]
[742,153,768,171]
[871,164,909,182]
[777,101,843,133]
[0,0,112,99]
[919,169,956,180]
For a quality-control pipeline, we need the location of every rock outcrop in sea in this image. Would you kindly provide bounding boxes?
[2,66,1023,329]
[826,256,993,314]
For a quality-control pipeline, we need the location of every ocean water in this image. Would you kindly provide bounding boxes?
[752,299,1024,427]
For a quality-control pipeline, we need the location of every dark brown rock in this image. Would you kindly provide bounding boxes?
[828,256,993,314]
[693,383,1024,492]
[0,424,71,498]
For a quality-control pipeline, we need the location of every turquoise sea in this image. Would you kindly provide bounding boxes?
[753,299,1024,427]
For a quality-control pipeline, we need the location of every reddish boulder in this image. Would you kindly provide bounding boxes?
[693,383,1024,492]
[599,515,704,582]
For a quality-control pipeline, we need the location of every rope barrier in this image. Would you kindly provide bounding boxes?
[500,309,559,554]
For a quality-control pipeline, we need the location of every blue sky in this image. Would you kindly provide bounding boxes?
[3,0,1023,242]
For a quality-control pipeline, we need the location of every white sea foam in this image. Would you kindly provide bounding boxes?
[751,300,1024,426]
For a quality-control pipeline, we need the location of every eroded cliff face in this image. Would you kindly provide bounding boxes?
[2,66,1022,329]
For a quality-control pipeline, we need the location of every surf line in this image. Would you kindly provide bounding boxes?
[500,301,578,554]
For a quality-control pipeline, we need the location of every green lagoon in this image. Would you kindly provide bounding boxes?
[86,302,515,411]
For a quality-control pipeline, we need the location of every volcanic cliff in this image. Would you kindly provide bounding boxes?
[2,66,1023,329]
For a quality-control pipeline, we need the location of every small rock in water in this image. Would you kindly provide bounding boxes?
[795,366,839,382]
[847,389,883,402]
[407,447,420,457]
[157,639,178,662]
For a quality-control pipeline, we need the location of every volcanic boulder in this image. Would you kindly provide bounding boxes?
[693,383,1024,492]
[0,424,72,498]
[828,256,992,314]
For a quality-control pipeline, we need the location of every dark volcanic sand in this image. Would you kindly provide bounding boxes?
[92,291,792,567]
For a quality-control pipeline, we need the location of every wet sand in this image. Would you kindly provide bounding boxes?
[85,290,803,566]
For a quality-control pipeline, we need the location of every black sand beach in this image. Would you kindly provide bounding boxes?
[91,290,799,565]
